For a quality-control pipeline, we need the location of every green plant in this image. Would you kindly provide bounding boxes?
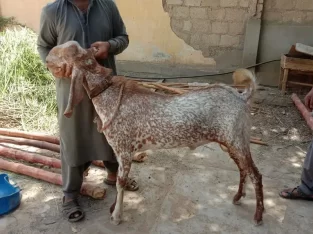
[0,24,58,134]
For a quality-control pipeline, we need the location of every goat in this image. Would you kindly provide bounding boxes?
[45,41,264,226]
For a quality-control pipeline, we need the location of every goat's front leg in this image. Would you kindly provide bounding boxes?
[110,153,132,225]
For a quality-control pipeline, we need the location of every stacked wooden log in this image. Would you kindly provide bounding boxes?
[0,128,106,199]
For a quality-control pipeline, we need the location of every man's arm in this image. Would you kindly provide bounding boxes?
[107,1,129,55]
[37,7,57,63]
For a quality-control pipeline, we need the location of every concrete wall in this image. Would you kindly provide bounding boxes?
[262,0,313,24]
[114,0,215,65]
[163,0,262,57]
[0,0,50,31]
[0,0,216,66]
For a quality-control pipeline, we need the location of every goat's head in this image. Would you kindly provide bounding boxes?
[46,41,98,118]
[46,41,98,77]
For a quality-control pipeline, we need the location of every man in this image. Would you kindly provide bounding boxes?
[37,0,139,222]
[279,88,313,200]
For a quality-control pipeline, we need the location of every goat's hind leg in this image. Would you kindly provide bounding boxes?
[248,157,264,226]
[228,148,264,225]
[110,153,132,225]
[228,150,248,205]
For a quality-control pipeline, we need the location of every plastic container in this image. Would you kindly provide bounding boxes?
[0,173,21,215]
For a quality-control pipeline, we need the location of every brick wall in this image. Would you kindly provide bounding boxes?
[163,0,263,57]
[263,0,313,23]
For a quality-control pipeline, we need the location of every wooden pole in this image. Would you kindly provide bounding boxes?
[0,135,60,153]
[0,145,61,168]
[0,128,59,144]
[0,158,105,199]
[291,93,313,131]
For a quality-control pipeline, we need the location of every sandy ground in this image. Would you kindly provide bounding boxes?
[1,87,313,234]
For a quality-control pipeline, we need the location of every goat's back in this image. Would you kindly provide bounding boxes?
[108,84,252,150]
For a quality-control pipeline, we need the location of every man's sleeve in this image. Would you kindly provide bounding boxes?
[107,1,129,55]
[37,7,57,63]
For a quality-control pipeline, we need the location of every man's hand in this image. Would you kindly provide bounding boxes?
[90,41,111,60]
[304,88,313,111]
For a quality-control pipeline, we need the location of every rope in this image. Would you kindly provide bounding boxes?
[100,82,125,131]
[122,59,280,80]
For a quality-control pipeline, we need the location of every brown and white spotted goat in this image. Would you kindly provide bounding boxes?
[46,41,264,226]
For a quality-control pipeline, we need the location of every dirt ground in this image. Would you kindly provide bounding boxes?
[1,86,313,234]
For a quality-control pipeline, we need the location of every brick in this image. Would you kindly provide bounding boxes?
[208,8,226,20]
[172,6,190,19]
[212,22,228,34]
[174,30,190,43]
[202,34,220,46]
[228,22,245,35]
[273,0,295,10]
[239,0,249,7]
[256,3,263,18]
[282,11,305,23]
[171,19,184,30]
[190,7,208,19]
[225,8,247,21]
[166,0,183,4]
[192,20,211,33]
[220,35,240,47]
[296,0,313,10]
[201,0,220,7]
[262,11,282,21]
[257,3,263,11]
[220,0,238,7]
[263,1,273,10]
[193,44,201,50]
[190,34,201,45]
[203,47,224,57]
[306,12,313,22]
[183,21,192,31]
[184,0,201,6]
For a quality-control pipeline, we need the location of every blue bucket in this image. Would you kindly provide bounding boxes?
[0,173,21,216]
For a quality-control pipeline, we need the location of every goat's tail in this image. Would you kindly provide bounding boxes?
[232,68,257,102]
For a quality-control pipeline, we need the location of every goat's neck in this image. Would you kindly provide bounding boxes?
[83,65,113,99]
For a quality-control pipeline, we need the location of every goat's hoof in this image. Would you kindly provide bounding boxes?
[254,219,263,226]
[110,215,121,225]
[233,200,241,205]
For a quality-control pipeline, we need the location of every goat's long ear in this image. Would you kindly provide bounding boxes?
[64,66,85,118]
